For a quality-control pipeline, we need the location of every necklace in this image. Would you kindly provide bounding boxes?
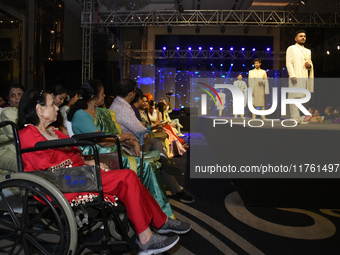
[34,125,59,140]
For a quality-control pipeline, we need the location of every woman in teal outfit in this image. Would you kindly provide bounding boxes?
[68,79,174,218]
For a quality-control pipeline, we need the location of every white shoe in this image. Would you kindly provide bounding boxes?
[178,133,185,137]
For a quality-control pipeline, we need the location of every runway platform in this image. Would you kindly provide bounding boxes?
[189,116,340,208]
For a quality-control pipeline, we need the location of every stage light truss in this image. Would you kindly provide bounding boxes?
[81,10,340,27]
[312,34,340,58]
[129,50,286,60]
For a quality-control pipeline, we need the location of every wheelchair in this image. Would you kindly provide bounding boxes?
[0,121,142,255]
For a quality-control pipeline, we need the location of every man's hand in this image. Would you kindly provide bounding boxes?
[305,62,311,69]
[291,77,297,84]
[131,140,141,156]
[258,81,263,85]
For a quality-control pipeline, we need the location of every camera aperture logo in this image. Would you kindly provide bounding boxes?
[198,83,312,128]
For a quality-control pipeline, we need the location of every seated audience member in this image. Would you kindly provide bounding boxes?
[131,88,144,122]
[303,107,314,122]
[68,79,175,217]
[310,109,323,122]
[49,85,68,135]
[104,95,115,109]
[140,95,163,131]
[17,88,191,254]
[60,90,81,133]
[333,106,340,123]
[157,102,188,155]
[0,95,6,114]
[0,84,25,174]
[160,99,185,137]
[148,100,158,123]
[323,106,334,123]
[109,79,195,203]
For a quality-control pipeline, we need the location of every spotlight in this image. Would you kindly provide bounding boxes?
[188,47,192,50]
[220,26,226,33]
[198,47,202,50]
[210,47,213,50]
[163,47,166,51]
[231,63,234,66]
[195,26,200,33]
[244,27,249,34]
[111,44,115,49]
[337,46,340,50]
[252,48,256,52]
[176,47,180,50]
[301,0,305,4]
[242,64,245,66]
[327,51,330,55]
[167,26,172,33]
[220,47,223,51]
[266,47,271,52]
[210,63,213,66]
[241,47,245,51]
[220,63,223,66]
[230,47,234,51]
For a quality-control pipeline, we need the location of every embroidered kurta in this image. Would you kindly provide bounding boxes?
[216,92,226,110]
[286,43,314,98]
[233,80,248,107]
[248,69,269,107]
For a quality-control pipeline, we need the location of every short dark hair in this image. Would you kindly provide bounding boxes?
[116,79,136,97]
[49,84,66,96]
[7,84,25,99]
[17,88,48,130]
[68,79,103,121]
[237,74,242,77]
[131,88,143,105]
[254,58,261,64]
[295,30,306,37]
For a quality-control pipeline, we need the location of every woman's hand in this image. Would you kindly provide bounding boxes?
[84,160,110,171]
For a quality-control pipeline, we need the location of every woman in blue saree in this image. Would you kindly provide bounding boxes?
[68,79,174,218]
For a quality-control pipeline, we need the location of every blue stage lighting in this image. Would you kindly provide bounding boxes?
[210,63,213,66]
[220,63,223,66]
[176,47,180,50]
[220,47,223,51]
[230,47,234,51]
[231,63,234,66]
[210,47,213,50]
[242,64,245,66]
[163,47,166,50]
[241,47,245,51]
[267,47,271,52]
[198,47,202,50]
[188,47,192,50]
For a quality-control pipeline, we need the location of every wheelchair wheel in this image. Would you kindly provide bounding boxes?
[0,173,78,255]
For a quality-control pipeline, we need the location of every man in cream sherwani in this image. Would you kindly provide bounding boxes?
[233,74,247,119]
[216,89,226,116]
[286,30,314,120]
[248,59,269,120]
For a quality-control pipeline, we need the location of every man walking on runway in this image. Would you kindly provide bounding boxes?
[233,74,247,119]
[286,30,314,120]
[248,59,269,120]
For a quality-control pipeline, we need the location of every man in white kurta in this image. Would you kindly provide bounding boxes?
[248,59,269,120]
[286,30,314,120]
[233,74,247,119]
[216,89,226,116]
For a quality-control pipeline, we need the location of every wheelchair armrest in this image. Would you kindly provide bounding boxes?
[72,132,107,140]
[34,138,79,148]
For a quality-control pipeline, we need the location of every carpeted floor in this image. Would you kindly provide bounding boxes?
[164,132,340,255]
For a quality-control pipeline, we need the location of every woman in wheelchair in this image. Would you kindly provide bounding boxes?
[67,79,176,218]
[17,89,191,254]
